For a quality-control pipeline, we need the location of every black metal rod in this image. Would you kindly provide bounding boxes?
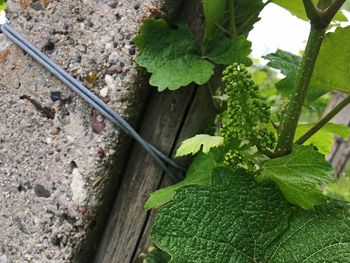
[1,23,185,181]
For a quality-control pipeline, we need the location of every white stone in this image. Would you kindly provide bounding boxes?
[108,52,119,64]
[46,137,52,144]
[105,74,115,90]
[105,42,114,50]
[108,149,116,156]
[70,168,87,204]
[0,255,8,263]
[100,87,109,98]
[0,11,7,25]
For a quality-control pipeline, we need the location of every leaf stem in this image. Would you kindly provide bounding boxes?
[257,145,276,159]
[228,0,236,37]
[319,0,346,29]
[207,81,221,112]
[274,25,326,156]
[295,95,350,145]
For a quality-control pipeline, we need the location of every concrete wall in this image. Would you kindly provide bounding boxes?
[0,0,181,262]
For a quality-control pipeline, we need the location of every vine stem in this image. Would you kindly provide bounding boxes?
[274,0,345,156]
[274,24,326,156]
[295,95,350,145]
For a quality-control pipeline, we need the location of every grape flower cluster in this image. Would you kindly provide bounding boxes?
[221,63,276,168]
[224,149,256,171]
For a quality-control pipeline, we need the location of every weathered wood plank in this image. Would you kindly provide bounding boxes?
[327,93,350,174]
[132,85,216,261]
[95,1,216,261]
[94,87,197,263]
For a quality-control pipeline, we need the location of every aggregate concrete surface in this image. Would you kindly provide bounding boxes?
[0,0,172,262]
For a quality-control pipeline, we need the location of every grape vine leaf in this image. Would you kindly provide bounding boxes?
[263,49,301,96]
[202,0,226,39]
[135,18,253,91]
[203,0,266,38]
[313,26,350,94]
[152,167,350,262]
[145,149,223,210]
[235,0,265,34]
[175,134,224,157]
[266,26,350,96]
[272,0,347,21]
[295,123,350,155]
[256,145,334,209]
[264,49,327,102]
[134,19,214,91]
[205,34,252,66]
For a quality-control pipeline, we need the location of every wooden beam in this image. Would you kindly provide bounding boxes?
[95,87,198,262]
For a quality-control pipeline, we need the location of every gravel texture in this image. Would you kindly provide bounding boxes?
[0,0,177,262]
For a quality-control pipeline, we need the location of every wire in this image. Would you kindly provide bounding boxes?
[2,24,185,172]
[1,23,186,182]
[1,23,182,181]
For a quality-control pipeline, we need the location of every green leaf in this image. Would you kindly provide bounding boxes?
[272,0,308,20]
[235,0,265,34]
[263,49,302,98]
[266,26,350,96]
[257,145,334,209]
[324,176,350,202]
[313,26,350,94]
[203,0,226,39]
[205,34,252,66]
[145,149,224,210]
[295,123,350,155]
[175,134,224,157]
[134,19,214,91]
[264,50,327,102]
[152,167,350,262]
[203,0,265,38]
[272,0,347,21]
[0,0,6,12]
[265,49,301,75]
